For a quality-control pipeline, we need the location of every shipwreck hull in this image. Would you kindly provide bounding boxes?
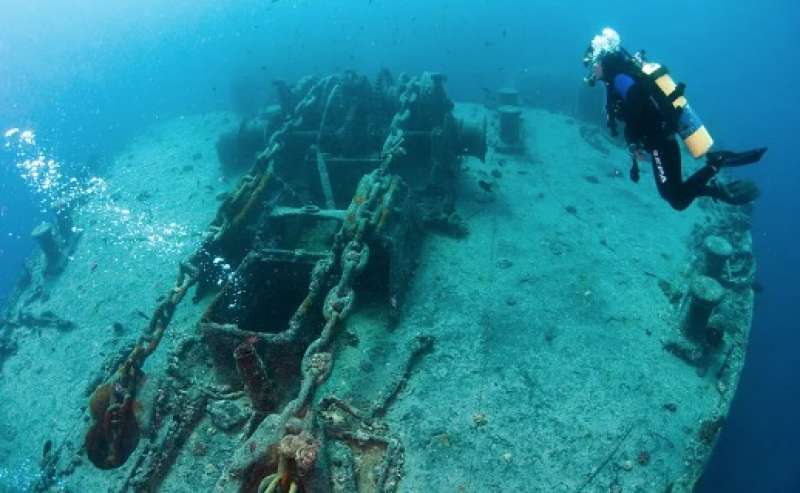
[0,71,754,493]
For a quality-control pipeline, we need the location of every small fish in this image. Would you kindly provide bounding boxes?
[478,180,495,193]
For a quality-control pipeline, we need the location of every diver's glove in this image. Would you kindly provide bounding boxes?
[628,144,641,183]
[606,113,618,137]
[629,161,640,183]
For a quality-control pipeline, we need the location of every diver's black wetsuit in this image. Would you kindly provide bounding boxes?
[605,69,723,211]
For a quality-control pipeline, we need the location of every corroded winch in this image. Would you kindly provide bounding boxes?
[66,70,481,493]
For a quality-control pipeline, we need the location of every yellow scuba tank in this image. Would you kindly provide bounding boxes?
[641,62,713,158]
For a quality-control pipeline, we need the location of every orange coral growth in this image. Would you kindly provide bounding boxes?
[278,431,320,476]
[85,378,142,469]
[89,382,113,420]
[256,432,320,493]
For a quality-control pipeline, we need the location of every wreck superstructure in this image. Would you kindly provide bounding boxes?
[2,71,483,492]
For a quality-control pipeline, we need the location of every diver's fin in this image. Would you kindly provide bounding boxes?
[706,147,767,168]
[714,180,761,205]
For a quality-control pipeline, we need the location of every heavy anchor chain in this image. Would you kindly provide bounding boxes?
[82,77,331,471]
[84,260,196,469]
[322,241,369,321]
[244,132,406,492]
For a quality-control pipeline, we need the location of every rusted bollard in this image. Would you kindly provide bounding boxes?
[498,105,523,152]
[497,88,519,107]
[683,276,725,342]
[31,222,64,275]
[703,235,733,280]
[234,341,273,412]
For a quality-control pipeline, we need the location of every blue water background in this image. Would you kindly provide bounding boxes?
[1,1,797,490]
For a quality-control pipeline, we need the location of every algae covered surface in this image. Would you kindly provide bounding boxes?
[0,96,754,493]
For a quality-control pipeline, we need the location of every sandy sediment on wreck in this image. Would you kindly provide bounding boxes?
[374,106,754,491]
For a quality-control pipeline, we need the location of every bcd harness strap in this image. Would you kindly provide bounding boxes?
[668,83,686,103]
[645,64,687,104]
[649,65,669,79]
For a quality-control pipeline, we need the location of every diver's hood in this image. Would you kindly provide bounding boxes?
[589,28,621,64]
[583,27,622,85]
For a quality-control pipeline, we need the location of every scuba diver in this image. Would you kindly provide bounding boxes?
[583,28,767,210]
